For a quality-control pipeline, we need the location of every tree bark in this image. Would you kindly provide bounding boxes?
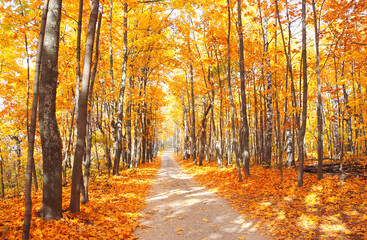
[275,0,295,168]
[112,3,128,175]
[1,154,4,198]
[199,104,212,166]
[298,0,308,187]
[237,0,250,177]
[36,0,63,220]
[190,63,197,164]
[82,8,102,204]
[70,0,99,213]
[22,0,50,236]
[126,77,133,168]
[312,0,324,180]
[227,0,242,181]
[182,92,190,160]
[215,50,224,167]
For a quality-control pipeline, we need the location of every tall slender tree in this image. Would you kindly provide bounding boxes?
[22,0,50,237]
[227,0,242,181]
[298,0,308,187]
[312,0,324,180]
[70,0,99,213]
[237,0,250,177]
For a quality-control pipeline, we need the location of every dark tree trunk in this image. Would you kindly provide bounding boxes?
[82,8,102,204]
[298,0,308,187]
[199,104,212,166]
[113,3,128,175]
[312,0,324,180]
[70,0,99,213]
[37,0,63,220]
[237,0,250,177]
[1,155,4,198]
[190,63,197,164]
[22,0,50,237]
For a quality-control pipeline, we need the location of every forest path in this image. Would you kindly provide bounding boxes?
[134,149,272,240]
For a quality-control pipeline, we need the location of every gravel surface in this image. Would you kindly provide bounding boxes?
[134,149,272,240]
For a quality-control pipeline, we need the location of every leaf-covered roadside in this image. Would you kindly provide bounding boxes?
[0,157,161,240]
[177,156,367,240]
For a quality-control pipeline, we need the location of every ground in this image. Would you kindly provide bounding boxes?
[134,150,272,240]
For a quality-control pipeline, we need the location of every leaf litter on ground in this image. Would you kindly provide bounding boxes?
[0,156,161,239]
[177,155,367,240]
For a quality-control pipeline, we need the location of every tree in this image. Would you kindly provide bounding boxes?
[312,0,324,180]
[297,0,308,187]
[22,0,50,238]
[227,0,242,181]
[112,2,128,175]
[237,0,250,177]
[70,0,99,213]
[36,0,64,219]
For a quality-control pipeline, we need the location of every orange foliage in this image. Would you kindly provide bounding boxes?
[0,157,161,239]
[178,156,367,240]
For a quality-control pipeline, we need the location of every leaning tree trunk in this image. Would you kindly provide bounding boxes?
[82,8,102,204]
[70,0,99,213]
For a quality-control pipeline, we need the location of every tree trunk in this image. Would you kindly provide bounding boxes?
[182,93,190,160]
[237,0,250,177]
[227,0,242,181]
[216,51,223,167]
[70,0,99,213]
[113,3,128,175]
[1,155,4,198]
[36,0,63,220]
[297,0,308,187]
[126,77,133,168]
[199,104,212,166]
[264,20,273,169]
[312,0,324,180]
[19,0,39,193]
[22,0,50,237]
[74,0,83,131]
[190,63,197,164]
[342,84,354,154]
[82,8,102,204]
[275,0,294,168]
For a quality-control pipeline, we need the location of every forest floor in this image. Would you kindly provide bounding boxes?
[134,150,271,240]
[177,156,367,240]
[1,151,366,240]
[0,156,161,239]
